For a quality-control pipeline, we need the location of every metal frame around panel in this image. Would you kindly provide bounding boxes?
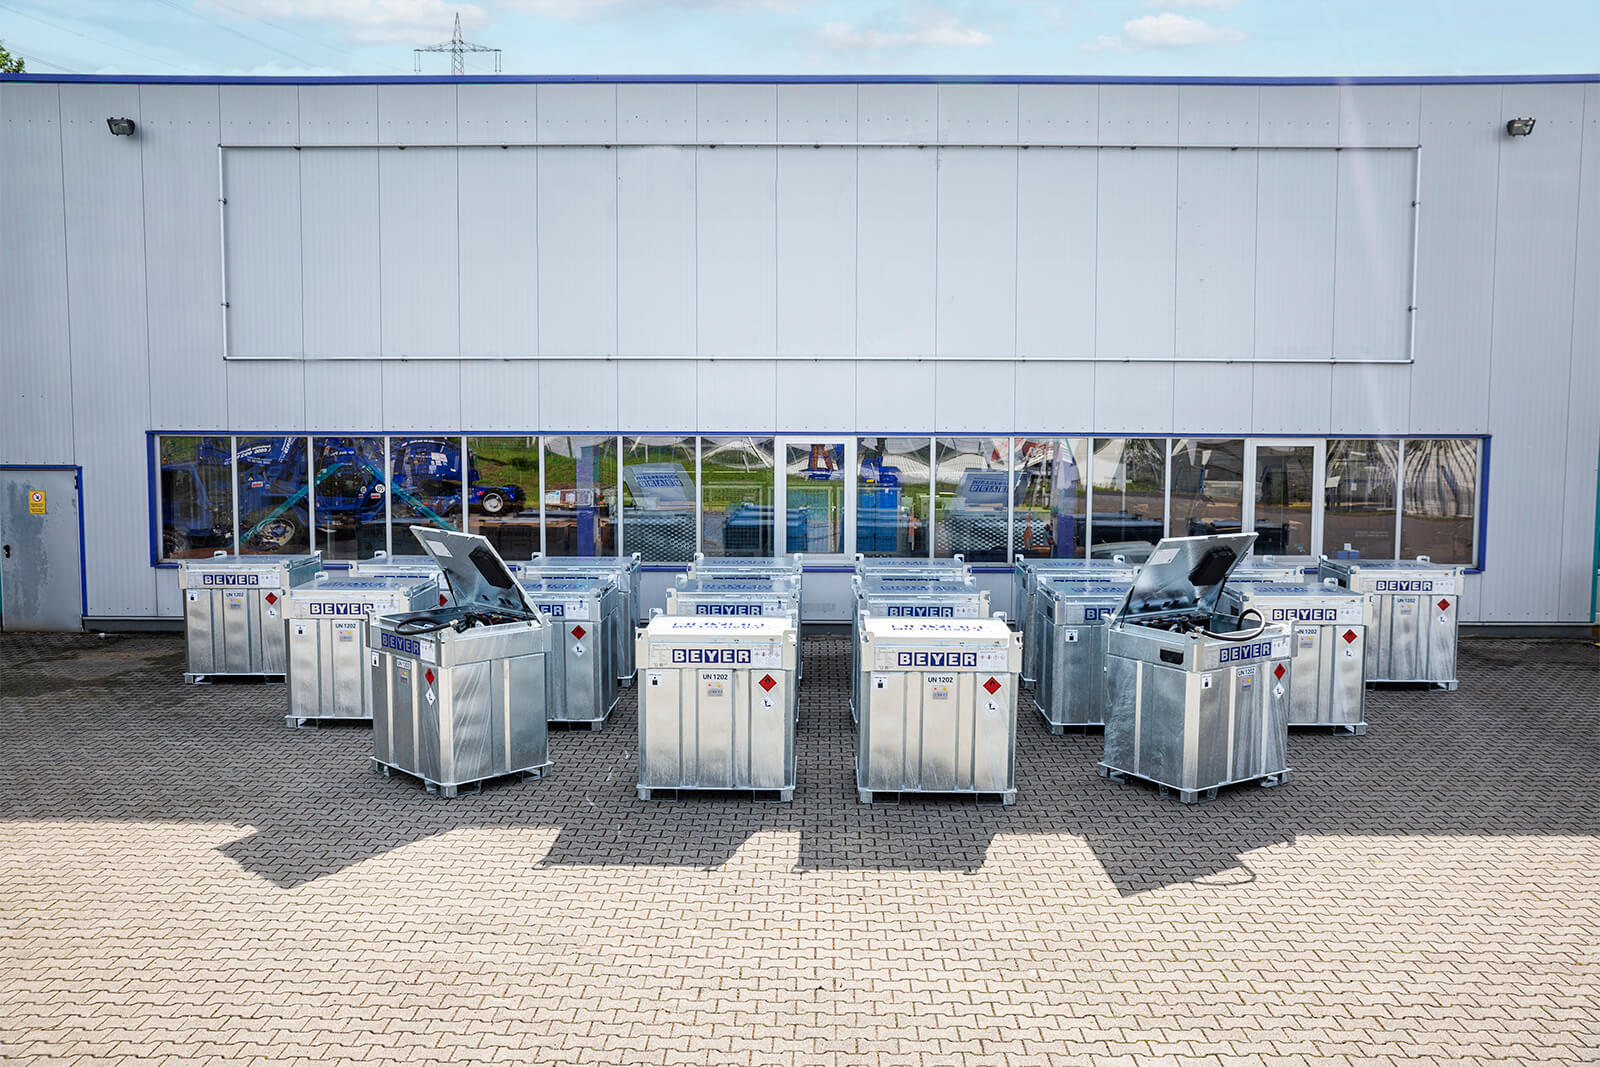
[1,463,90,619]
[144,431,1493,571]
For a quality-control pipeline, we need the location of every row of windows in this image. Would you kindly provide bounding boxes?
[153,434,1482,567]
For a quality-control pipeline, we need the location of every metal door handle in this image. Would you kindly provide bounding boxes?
[2,545,9,558]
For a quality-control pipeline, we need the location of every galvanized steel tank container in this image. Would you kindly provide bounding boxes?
[1218,581,1368,732]
[636,616,798,801]
[1033,577,1132,733]
[856,617,1021,804]
[518,578,620,729]
[285,575,439,727]
[1318,556,1464,688]
[352,552,527,610]
[1101,533,1294,803]
[369,529,550,798]
[854,554,972,583]
[849,577,990,726]
[1013,557,1136,684]
[179,551,322,682]
[666,574,805,685]
[522,553,643,686]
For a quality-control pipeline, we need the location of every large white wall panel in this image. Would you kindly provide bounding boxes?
[0,84,74,463]
[698,84,776,141]
[938,84,1017,144]
[223,150,302,358]
[226,362,304,430]
[1257,85,1338,146]
[1410,85,1502,433]
[304,361,383,430]
[539,360,617,430]
[776,148,855,357]
[1559,83,1600,622]
[457,82,538,144]
[1015,148,1096,358]
[538,83,616,142]
[856,361,933,433]
[1172,364,1251,433]
[618,147,696,355]
[1330,363,1410,435]
[618,360,696,430]
[383,361,461,431]
[1255,149,1336,359]
[377,83,455,142]
[1175,148,1257,359]
[219,83,296,144]
[1098,84,1178,145]
[1096,148,1177,359]
[61,83,153,616]
[1482,84,1586,621]
[1096,363,1173,434]
[1018,84,1097,144]
[1338,85,1421,147]
[618,83,694,143]
[936,148,1017,358]
[777,83,856,141]
[775,360,853,432]
[458,147,538,356]
[141,85,226,430]
[1014,362,1094,433]
[298,83,376,144]
[537,148,617,355]
[1178,85,1259,146]
[697,148,777,355]
[1331,149,1416,358]
[936,361,1014,432]
[1251,363,1331,435]
[858,84,936,142]
[380,148,460,357]
[460,361,539,430]
[856,149,936,356]
[300,149,380,358]
[698,361,776,431]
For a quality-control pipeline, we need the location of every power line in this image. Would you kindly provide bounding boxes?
[0,1,205,72]
[193,0,412,74]
[414,12,499,76]
[146,0,320,71]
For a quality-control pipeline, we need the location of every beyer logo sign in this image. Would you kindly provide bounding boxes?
[885,605,955,617]
[896,652,978,668]
[1083,607,1115,621]
[201,573,261,587]
[1217,641,1276,664]
[1270,607,1338,622]
[306,602,373,616]
[537,603,566,617]
[380,632,422,656]
[694,603,767,615]
[671,648,753,664]
[1374,579,1435,593]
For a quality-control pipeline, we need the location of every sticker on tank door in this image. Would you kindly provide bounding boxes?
[701,671,729,697]
[647,671,663,687]
[1239,666,1255,690]
[418,638,437,664]
[398,662,411,682]
[187,591,199,603]
[1397,599,1416,616]
[873,675,887,690]
[336,622,357,642]
[1296,626,1317,649]
[370,650,380,667]
[1202,674,1213,690]
[1063,628,1080,644]
[225,593,246,609]
[292,621,308,637]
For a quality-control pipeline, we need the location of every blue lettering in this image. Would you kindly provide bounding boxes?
[380,632,421,657]
[1084,607,1114,621]
[536,603,566,618]
[885,605,955,618]
[693,603,765,616]
[1218,641,1275,664]
[670,648,754,665]
[1374,579,1434,593]
[895,651,978,668]
[1269,607,1336,622]
[307,602,372,616]
[201,573,261,587]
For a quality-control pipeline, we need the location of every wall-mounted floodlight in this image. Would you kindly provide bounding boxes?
[1505,117,1536,137]
[105,117,136,136]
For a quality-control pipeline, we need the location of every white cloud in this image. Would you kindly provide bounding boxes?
[1146,0,1243,9]
[503,0,796,19]
[197,0,490,45]
[819,16,992,49]
[1082,11,1246,50]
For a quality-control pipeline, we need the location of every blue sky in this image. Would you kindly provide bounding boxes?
[2,0,1597,78]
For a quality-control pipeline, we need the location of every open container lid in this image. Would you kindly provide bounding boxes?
[1111,532,1257,626]
[410,526,537,616]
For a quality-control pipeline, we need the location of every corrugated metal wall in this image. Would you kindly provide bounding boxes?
[1,77,1596,623]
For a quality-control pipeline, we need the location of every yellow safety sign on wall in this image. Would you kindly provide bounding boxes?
[28,489,46,515]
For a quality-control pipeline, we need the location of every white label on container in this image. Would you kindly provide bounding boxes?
[225,593,246,609]
[370,650,380,667]
[1202,674,1213,690]
[419,638,437,664]
[1273,682,1285,698]
[424,540,452,558]
[647,671,663,687]
[337,623,356,642]
[1063,628,1080,643]
[1148,547,1180,566]
[873,675,887,690]
[398,663,410,682]
[985,700,1001,714]
[1434,578,1457,595]
[187,591,199,603]
[292,621,308,637]
[266,607,278,619]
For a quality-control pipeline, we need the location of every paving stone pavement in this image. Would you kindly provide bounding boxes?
[0,630,1596,1066]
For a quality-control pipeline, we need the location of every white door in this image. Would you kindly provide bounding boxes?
[775,438,855,559]
[0,468,85,631]
[1243,439,1324,558]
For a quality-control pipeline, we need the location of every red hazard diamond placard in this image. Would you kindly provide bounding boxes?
[983,677,1002,695]
[1437,599,1450,612]
[758,673,776,692]
[439,594,448,606]
[265,593,278,605]
[1273,663,1286,680]
[424,669,435,686]
[571,624,586,640]
[1343,629,1359,644]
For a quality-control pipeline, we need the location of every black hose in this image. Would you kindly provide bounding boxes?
[393,615,454,635]
[1202,607,1268,642]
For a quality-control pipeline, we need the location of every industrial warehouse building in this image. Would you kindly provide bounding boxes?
[0,72,1596,629]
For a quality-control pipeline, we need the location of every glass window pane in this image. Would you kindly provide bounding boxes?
[1091,438,1167,561]
[311,437,388,561]
[621,436,697,562]
[786,442,846,555]
[1252,443,1317,556]
[1014,437,1089,559]
[390,436,463,554]
[542,435,617,557]
[857,436,930,557]
[157,435,234,559]
[933,437,1010,561]
[1402,438,1479,564]
[1323,439,1398,560]
[236,436,311,555]
[701,437,776,557]
[1170,438,1245,541]
[465,436,541,560]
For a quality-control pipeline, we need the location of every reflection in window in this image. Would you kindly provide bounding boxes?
[235,436,311,555]
[857,437,931,557]
[1091,438,1166,562]
[313,437,388,561]
[542,435,617,557]
[390,437,462,555]
[1170,439,1245,543]
[466,437,541,560]
[1014,437,1089,559]
[622,436,697,562]
[1324,439,1398,560]
[786,442,847,555]
[701,437,776,557]
[1402,438,1479,564]
[158,436,234,559]
[933,437,1010,561]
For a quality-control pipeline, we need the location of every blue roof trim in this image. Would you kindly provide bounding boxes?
[3,72,1598,87]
